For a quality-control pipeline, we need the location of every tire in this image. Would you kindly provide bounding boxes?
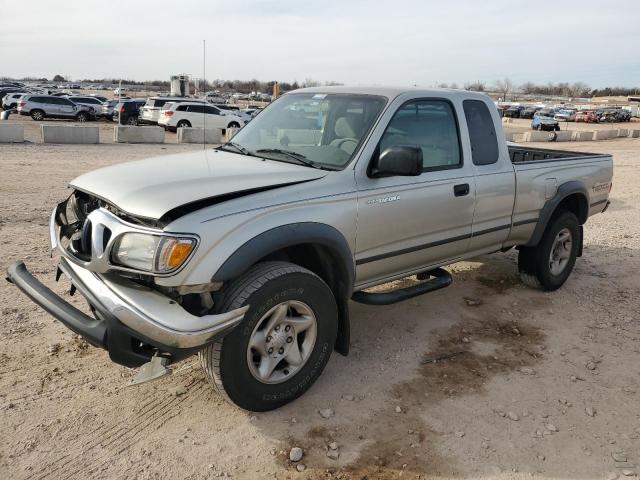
[199,261,338,411]
[227,121,240,129]
[176,120,191,128]
[76,112,89,122]
[31,109,44,121]
[554,125,560,131]
[126,116,137,126]
[518,210,580,291]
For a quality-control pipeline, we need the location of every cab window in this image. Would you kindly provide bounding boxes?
[380,100,461,171]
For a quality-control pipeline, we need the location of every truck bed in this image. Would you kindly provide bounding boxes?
[509,145,605,164]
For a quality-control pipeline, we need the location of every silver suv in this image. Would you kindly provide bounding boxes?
[17,95,94,122]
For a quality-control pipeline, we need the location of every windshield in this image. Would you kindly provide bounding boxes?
[227,93,387,169]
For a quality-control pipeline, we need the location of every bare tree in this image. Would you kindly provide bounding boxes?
[570,82,590,97]
[520,81,536,94]
[464,81,485,92]
[494,78,513,101]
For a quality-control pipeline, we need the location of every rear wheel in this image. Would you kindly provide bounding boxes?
[518,210,580,291]
[199,261,338,411]
[176,120,191,128]
[227,121,240,129]
[126,116,138,126]
[31,109,44,121]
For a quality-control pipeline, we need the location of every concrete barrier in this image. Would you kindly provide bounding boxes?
[629,129,640,138]
[522,131,556,142]
[224,128,239,143]
[177,127,222,144]
[512,133,527,143]
[592,130,615,140]
[41,125,99,144]
[0,123,24,143]
[114,126,165,144]
[554,131,573,142]
[617,128,629,138]
[504,132,517,142]
[571,131,594,141]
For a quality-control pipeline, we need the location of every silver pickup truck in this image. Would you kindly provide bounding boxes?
[7,87,613,411]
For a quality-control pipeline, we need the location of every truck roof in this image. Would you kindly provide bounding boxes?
[290,85,490,101]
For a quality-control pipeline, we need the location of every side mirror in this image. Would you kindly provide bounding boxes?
[371,145,423,177]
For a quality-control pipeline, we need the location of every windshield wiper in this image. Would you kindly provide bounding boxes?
[255,148,320,169]
[217,142,250,156]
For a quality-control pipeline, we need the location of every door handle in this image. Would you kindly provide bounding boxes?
[453,183,470,197]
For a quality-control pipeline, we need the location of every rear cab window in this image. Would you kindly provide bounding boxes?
[463,99,499,166]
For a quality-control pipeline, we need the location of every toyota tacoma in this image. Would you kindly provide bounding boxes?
[7,87,613,411]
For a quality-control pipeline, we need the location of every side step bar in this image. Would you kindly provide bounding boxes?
[351,268,452,306]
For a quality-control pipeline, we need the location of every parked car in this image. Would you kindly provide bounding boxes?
[213,104,253,122]
[575,110,598,123]
[554,109,577,122]
[2,92,26,110]
[617,110,632,122]
[520,106,542,119]
[114,99,147,125]
[17,95,94,121]
[536,108,556,118]
[66,96,105,117]
[503,105,525,118]
[101,98,131,120]
[7,87,613,412]
[0,87,24,104]
[157,101,245,131]
[139,97,206,125]
[242,108,263,118]
[87,95,108,102]
[532,114,560,131]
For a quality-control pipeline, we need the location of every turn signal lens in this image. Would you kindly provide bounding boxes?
[156,238,196,272]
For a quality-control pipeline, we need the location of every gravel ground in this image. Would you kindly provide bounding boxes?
[0,138,639,480]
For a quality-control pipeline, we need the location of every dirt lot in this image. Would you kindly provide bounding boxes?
[1,138,639,480]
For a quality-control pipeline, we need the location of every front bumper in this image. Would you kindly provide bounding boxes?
[6,258,247,367]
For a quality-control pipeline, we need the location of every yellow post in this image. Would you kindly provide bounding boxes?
[272,82,280,100]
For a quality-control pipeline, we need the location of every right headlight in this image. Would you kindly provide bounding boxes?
[111,233,197,274]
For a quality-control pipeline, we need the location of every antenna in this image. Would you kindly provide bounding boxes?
[202,39,206,150]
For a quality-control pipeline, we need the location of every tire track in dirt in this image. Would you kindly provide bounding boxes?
[74,385,214,480]
[30,379,206,480]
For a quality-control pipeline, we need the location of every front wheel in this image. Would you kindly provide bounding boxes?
[518,210,580,291]
[76,112,89,122]
[199,262,338,411]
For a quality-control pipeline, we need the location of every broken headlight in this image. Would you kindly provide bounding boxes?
[111,233,196,274]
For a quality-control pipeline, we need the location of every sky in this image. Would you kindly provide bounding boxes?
[1,0,639,88]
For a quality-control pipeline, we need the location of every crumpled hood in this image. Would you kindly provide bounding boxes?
[70,149,327,219]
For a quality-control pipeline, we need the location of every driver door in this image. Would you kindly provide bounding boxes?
[354,98,476,287]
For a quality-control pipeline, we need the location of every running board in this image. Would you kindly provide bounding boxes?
[351,268,452,306]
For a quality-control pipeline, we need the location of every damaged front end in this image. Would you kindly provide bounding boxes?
[6,191,248,378]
